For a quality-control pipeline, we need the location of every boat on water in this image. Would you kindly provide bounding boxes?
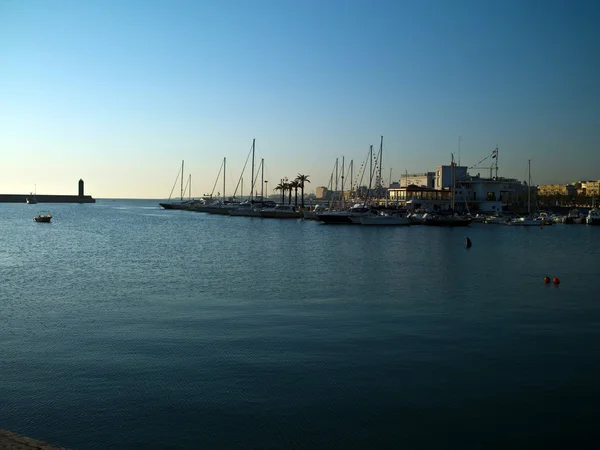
[26,195,38,204]
[230,200,275,217]
[482,213,511,225]
[34,213,52,223]
[423,215,472,227]
[565,208,586,224]
[507,160,544,227]
[260,204,302,219]
[587,208,600,225]
[359,213,410,226]
[318,205,373,224]
[507,217,544,226]
[302,204,327,220]
[159,160,196,210]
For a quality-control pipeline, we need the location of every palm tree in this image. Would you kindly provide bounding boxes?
[284,182,292,205]
[296,174,310,207]
[289,180,300,207]
[274,182,286,204]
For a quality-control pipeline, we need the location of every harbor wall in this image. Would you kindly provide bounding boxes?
[0,194,96,203]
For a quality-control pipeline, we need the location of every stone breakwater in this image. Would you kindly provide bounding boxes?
[0,429,65,449]
[0,194,95,203]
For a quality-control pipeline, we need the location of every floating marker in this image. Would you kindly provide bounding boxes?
[544,276,551,284]
[465,237,472,249]
[553,277,560,285]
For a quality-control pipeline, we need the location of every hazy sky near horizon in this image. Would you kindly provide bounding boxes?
[1,0,599,198]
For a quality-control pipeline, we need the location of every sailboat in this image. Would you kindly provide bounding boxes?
[229,140,273,216]
[507,160,541,226]
[159,161,194,210]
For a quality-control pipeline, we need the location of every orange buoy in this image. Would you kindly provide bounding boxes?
[544,276,551,284]
[553,277,560,285]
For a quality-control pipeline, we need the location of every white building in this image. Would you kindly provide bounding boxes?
[399,172,436,188]
[435,164,468,190]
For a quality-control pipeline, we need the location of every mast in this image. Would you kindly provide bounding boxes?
[251,138,255,200]
[223,157,226,202]
[379,136,383,200]
[335,158,338,192]
[341,156,345,208]
[365,145,373,207]
[458,136,462,167]
[350,160,353,198]
[189,174,192,200]
[528,159,531,216]
[451,153,456,211]
[261,158,264,200]
[181,160,184,201]
[495,146,499,180]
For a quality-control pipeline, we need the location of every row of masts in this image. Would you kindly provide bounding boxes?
[172,139,268,202]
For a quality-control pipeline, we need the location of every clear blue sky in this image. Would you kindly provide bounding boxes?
[1,0,599,198]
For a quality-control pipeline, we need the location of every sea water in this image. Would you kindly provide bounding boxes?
[1,200,599,449]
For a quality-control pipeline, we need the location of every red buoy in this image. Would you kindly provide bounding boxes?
[553,277,560,285]
[544,276,551,284]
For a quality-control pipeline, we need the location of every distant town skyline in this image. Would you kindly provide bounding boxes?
[1,0,599,198]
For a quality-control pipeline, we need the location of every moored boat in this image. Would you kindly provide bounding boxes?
[360,214,410,226]
[34,213,52,223]
[423,215,472,227]
[564,208,585,224]
[260,204,302,219]
[587,208,600,225]
[317,205,373,224]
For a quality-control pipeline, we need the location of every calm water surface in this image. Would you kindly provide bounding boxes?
[1,200,600,449]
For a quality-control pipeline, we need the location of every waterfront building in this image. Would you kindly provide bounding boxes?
[399,172,436,188]
[315,186,328,199]
[537,184,577,197]
[581,180,600,196]
[435,164,468,190]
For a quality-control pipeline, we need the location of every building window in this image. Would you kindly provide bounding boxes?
[487,192,496,201]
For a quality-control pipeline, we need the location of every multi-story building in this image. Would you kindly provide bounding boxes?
[399,172,436,188]
[315,186,328,199]
[581,180,600,196]
[434,164,468,190]
[537,184,577,196]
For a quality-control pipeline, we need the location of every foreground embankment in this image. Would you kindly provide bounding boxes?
[0,429,64,449]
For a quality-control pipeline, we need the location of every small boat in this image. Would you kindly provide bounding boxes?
[26,195,38,204]
[34,213,52,223]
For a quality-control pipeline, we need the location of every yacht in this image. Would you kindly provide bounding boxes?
[260,204,302,219]
[317,205,373,224]
[587,208,600,225]
[230,200,274,217]
[565,209,585,224]
[359,213,410,226]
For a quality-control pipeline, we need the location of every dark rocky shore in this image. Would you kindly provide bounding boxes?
[0,429,64,449]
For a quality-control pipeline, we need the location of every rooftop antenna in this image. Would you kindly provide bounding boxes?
[458,136,462,167]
